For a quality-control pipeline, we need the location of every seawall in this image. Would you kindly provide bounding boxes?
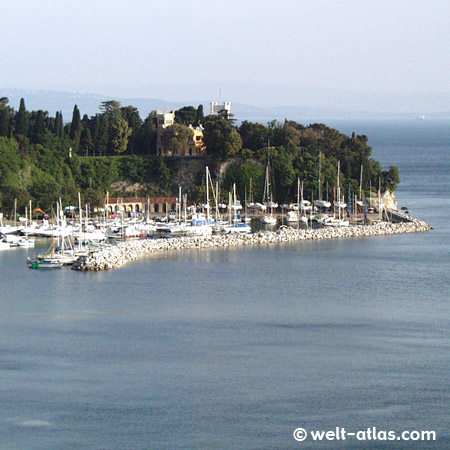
[77,219,432,271]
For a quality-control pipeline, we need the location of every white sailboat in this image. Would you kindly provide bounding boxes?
[221,185,252,234]
[286,178,301,223]
[187,167,214,236]
[313,151,332,209]
[260,152,277,225]
[325,161,349,227]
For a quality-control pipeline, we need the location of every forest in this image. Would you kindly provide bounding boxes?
[0,97,399,214]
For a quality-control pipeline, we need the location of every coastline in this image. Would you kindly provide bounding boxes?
[78,219,432,271]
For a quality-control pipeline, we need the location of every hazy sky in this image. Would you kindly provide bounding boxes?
[1,0,449,106]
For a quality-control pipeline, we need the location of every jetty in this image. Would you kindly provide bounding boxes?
[75,219,432,271]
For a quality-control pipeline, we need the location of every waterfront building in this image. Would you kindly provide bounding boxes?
[104,196,178,214]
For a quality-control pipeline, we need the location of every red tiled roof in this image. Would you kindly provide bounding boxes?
[106,197,177,204]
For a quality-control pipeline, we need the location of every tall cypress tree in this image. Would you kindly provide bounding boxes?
[15,98,28,136]
[69,105,81,141]
[32,110,46,143]
[54,111,61,137]
[196,104,204,126]
[69,105,82,154]
[58,111,64,139]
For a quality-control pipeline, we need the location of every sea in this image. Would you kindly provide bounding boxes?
[0,120,449,450]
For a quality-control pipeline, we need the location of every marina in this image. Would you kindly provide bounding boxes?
[0,205,431,271]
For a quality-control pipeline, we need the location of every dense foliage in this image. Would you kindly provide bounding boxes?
[0,97,399,214]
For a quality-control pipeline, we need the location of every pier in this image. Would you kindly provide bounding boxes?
[76,219,432,271]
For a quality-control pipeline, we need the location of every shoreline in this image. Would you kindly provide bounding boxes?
[77,219,432,271]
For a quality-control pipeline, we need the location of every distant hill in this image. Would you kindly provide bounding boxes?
[1,87,450,123]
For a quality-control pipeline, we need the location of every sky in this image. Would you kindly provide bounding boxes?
[1,0,450,109]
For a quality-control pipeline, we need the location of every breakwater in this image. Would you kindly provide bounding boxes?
[78,219,432,271]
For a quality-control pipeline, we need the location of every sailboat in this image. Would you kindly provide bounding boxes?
[17,202,35,247]
[187,167,214,236]
[324,161,349,227]
[286,178,301,223]
[313,151,331,209]
[260,150,277,225]
[221,184,252,234]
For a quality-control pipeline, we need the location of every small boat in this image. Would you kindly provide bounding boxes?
[221,221,252,234]
[260,215,277,225]
[17,238,35,248]
[313,200,332,209]
[323,217,350,227]
[285,211,299,222]
[27,257,63,269]
[187,213,213,236]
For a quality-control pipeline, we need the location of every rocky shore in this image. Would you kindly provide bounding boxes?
[77,219,432,271]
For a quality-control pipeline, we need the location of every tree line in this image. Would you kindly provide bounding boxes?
[0,97,399,213]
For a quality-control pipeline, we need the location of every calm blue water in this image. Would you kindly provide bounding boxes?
[1,120,449,449]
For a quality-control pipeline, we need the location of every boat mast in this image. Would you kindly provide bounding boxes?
[244,185,248,221]
[78,192,82,251]
[337,161,341,221]
[359,164,363,200]
[206,166,210,222]
[318,151,322,201]
[178,186,182,222]
[233,183,237,223]
[215,181,219,223]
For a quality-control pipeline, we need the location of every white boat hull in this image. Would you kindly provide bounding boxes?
[260,215,277,225]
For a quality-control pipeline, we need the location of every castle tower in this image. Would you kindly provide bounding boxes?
[210,101,231,118]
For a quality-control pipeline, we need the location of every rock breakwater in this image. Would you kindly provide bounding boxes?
[78,219,432,271]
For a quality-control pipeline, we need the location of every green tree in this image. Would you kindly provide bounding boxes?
[0,137,23,193]
[175,106,197,126]
[79,128,94,157]
[222,161,265,203]
[95,114,110,156]
[120,105,142,153]
[15,98,29,137]
[203,116,242,161]
[31,110,46,144]
[0,98,10,137]
[100,100,122,118]
[196,104,204,125]
[161,123,193,155]
[110,118,132,154]
[382,166,400,191]
[135,112,157,155]
[69,105,82,151]
[239,121,268,151]
[54,111,62,138]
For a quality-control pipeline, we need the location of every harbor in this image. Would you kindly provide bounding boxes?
[1,199,432,271]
